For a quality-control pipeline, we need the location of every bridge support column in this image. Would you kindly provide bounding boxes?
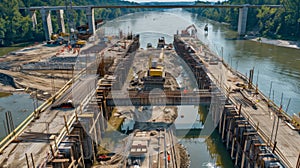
[41,8,53,41]
[86,6,95,35]
[57,10,65,33]
[30,10,37,29]
[238,6,248,36]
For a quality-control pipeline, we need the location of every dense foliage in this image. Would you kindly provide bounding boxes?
[0,0,142,46]
[189,0,300,40]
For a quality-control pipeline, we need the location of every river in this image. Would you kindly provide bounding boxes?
[1,9,299,168]
[103,9,300,116]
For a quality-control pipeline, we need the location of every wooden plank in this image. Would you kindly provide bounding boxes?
[52,158,69,163]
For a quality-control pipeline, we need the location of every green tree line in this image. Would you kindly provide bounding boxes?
[0,0,143,46]
[189,0,300,40]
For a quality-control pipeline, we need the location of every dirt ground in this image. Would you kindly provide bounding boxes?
[0,43,76,99]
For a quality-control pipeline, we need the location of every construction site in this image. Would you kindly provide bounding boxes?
[0,4,300,167]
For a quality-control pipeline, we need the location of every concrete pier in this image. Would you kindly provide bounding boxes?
[238,6,248,35]
[56,10,65,33]
[86,7,96,35]
[41,9,53,41]
[30,10,37,29]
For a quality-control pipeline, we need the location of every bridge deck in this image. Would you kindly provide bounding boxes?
[22,4,283,11]
[182,36,300,167]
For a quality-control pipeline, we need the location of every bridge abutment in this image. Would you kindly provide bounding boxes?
[238,6,248,36]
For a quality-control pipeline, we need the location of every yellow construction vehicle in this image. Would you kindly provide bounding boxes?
[74,40,86,48]
[148,49,165,77]
[51,32,70,41]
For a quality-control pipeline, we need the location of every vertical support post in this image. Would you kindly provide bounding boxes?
[231,137,236,158]
[226,119,233,149]
[64,115,70,135]
[30,10,37,30]
[238,6,248,36]
[41,8,53,41]
[241,138,248,168]
[30,153,35,168]
[274,116,280,143]
[221,112,226,139]
[57,10,65,33]
[25,153,30,168]
[86,6,95,35]
[235,141,240,166]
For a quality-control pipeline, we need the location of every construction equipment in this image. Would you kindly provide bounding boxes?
[157,37,165,49]
[148,48,165,77]
[181,24,197,36]
[51,32,70,41]
[76,19,104,40]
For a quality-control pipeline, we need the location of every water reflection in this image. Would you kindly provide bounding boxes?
[180,131,233,168]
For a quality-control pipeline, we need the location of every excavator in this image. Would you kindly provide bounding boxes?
[181,24,197,36]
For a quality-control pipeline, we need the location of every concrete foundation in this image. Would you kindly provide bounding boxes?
[238,6,248,35]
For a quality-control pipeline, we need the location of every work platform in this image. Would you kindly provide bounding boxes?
[176,34,300,168]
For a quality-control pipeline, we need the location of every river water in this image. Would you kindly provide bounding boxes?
[0,9,299,168]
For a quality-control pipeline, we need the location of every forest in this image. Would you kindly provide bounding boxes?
[0,0,142,46]
[189,0,300,40]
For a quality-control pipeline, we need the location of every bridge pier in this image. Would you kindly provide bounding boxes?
[238,6,248,36]
[30,10,37,30]
[41,9,53,41]
[57,10,65,33]
[86,6,96,35]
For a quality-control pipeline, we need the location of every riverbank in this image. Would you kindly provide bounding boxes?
[249,37,300,49]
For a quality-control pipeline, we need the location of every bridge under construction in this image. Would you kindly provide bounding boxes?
[0,24,299,168]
